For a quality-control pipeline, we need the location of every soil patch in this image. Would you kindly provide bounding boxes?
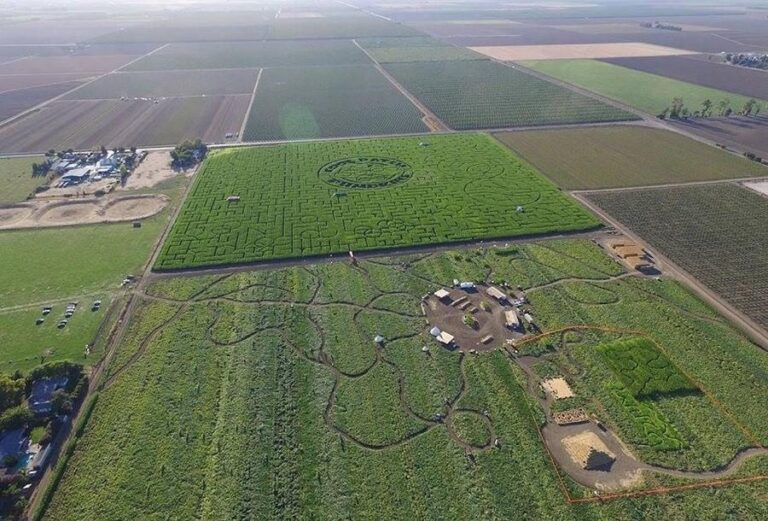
[121,151,178,190]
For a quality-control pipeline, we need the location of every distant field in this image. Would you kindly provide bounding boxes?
[0,73,91,92]
[0,156,45,204]
[669,115,768,160]
[242,65,427,142]
[0,296,111,372]
[126,40,370,71]
[523,59,762,116]
[603,55,768,102]
[94,16,420,43]
[0,218,164,306]
[156,134,599,269]
[0,81,83,122]
[586,184,768,330]
[0,96,249,153]
[383,60,637,129]
[470,43,695,61]
[65,69,259,99]
[496,126,767,190]
[0,54,138,75]
[358,36,484,63]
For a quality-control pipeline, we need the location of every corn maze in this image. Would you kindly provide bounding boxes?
[156,134,600,269]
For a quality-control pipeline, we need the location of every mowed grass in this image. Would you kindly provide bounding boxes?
[65,69,260,99]
[156,134,600,269]
[522,59,763,116]
[383,60,637,129]
[0,156,45,204]
[0,296,111,372]
[126,40,370,71]
[242,64,427,141]
[0,216,164,306]
[495,126,767,189]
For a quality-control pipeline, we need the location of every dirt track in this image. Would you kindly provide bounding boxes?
[0,193,168,230]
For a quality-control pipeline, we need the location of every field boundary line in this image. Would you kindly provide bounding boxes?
[238,68,263,143]
[352,39,450,132]
[572,192,768,350]
[571,174,768,194]
[506,325,768,504]
[0,44,169,129]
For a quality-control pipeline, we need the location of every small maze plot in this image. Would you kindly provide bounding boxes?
[156,134,600,269]
[598,337,699,399]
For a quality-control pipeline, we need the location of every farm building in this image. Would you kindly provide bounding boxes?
[505,309,520,329]
[562,431,616,471]
[60,166,92,185]
[0,429,27,463]
[429,326,455,346]
[433,288,451,302]
[486,286,507,302]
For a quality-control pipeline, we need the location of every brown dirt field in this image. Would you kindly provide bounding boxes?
[0,73,93,93]
[603,55,768,101]
[0,55,138,75]
[0,194,167,230]
[0,80,84,122]
[0,95,249,153]
[668,115,768,159]
[121,151,178,190]
[469,43,697,61]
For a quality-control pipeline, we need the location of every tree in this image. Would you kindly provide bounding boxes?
[100,145,107,155]
[741,98,757,116]
[718,99,731,116]
[171,139,208,169]
[669,97,685,118]
[120,164,129,186]
[701,99,712,117]
[657,107,669,120]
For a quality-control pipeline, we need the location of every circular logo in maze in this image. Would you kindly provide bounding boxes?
[318,157,413,189]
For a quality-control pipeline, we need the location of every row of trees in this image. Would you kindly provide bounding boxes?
[657,97,762,120]
[171,139,208,168]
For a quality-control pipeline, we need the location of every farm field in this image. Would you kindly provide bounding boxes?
[41,240,768,520]
[523,59,763,116]
[64,69,260,99]
[126,40,370,71]
[357,36,484,63]
[586,184,768,331]
[0,296,111,373]
[495,126,767,190]
[92,15,421,43]
[0,96,249,154]
[469,43,696,61]
[0,81,84,122]
[242,65,427,141]
[155,134,599,269]
[0,55,139,75]
[604,55,768,102]
[0,73,92,92]
[0,216,165,307]
[0,155,46,204]
[669,115,768,160]
[383,60,637,129]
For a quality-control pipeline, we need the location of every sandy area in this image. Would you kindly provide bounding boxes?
[469,42,697,61]
[0,193,168,230]
[542,377,575,399]
[743,180,768,197]
[120,151,178,190]
[38,178,118,199]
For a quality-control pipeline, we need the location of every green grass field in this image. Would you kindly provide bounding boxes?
[495,126,767,189]
[41,240,768,520]
[383,60,637,129]
[0,217,164,307]
[242,65,428,141]
[64,69,259,99]
[522,59,763,116]
[0,156,45,204]
[156,134,600,269]
[0,296,111,372]
[126,40,370,71]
